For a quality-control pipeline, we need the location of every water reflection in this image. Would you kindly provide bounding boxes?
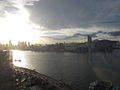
[11,50,120,90]
[12,50,26,67]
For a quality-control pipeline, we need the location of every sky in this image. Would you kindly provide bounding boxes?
[0,0,120,44]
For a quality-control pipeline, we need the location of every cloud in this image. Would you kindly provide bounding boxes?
[63,31,100,40]
[43,32,64,35]
[62,30,120,40]
[1,0,120,42]
[0,0,39,17]
[39,27,120,41]
[108,31,120,36]
[41,35,67,40]
[11,0,39,6]
[26,0,120,30]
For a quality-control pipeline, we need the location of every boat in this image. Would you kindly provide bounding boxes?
[0,50,73,90]
[14,59,21,62]
[0,46,120,90]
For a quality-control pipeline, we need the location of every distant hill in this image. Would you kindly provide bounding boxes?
[92,40,117,52]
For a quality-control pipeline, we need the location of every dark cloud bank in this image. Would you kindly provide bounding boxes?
[26,0,120,30]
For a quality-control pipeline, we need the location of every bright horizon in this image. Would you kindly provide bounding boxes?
[0,4,43,45]
[0,0,120,45]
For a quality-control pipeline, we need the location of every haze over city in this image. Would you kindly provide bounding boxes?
[1,1,120,90]
[0,0,120,45]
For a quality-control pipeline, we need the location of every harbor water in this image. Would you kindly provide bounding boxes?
[12,50,120,90]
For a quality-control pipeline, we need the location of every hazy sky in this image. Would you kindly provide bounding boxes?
[0,0,120,44]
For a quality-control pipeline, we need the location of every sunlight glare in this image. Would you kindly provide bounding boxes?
[0,5,41,44]
[12,50,26,67]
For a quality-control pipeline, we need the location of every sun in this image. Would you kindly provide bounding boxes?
[0,6,40,45]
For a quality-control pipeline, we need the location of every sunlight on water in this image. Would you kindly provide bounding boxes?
[12,50,26,67]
